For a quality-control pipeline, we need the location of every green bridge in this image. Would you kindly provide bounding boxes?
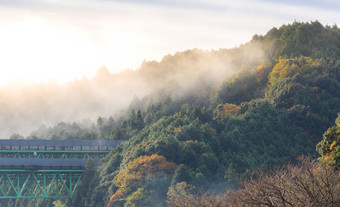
[0,140,125,199]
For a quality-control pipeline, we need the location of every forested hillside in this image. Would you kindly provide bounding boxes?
[2,21,340,207]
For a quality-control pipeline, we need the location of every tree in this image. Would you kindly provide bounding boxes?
[214,103,240,120]
[317,113,340,167]
[228,157,340,207]
[9,133,24,140]
[97,117,103,127]
[53,200,65,207]
[66,158,98,207]
[167,157,340,207]
[135,110,145,130]
[171,164,192,185]
[108,154,177,207]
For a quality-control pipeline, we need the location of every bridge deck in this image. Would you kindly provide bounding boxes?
[0,139,125,151]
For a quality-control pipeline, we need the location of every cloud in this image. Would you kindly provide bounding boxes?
[257,0,340,12]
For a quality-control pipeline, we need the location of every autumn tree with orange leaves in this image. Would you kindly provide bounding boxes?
[107,154,177,207]
[214,103,240,120]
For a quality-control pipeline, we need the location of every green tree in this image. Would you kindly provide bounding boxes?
[66,158,98,207]
[171,164,192,185]
[317,113,340,167]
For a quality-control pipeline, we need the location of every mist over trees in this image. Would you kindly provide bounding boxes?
[1,21,340,207]
[0,43,263,139]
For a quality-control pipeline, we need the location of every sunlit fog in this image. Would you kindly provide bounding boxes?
[0,0,339,138]
[1,0,339,85]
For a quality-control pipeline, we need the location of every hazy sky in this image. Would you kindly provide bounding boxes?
[0,0,339,85]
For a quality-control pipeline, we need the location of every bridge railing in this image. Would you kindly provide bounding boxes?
[0,140,125,151]
[0,139,126,159]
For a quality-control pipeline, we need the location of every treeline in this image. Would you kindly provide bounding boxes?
[2,21,340,207]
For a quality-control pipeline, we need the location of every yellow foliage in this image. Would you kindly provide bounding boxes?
[270,59,293,85]
[269,57,317,86]
[113,154,177,194]
[324,153,330,161]
[253,64,266,74]
[215,103,240,120]
[173,126,182,134]
[323,141,337,162]
[107,189,121,207]
[252,60,272,84]
[330,141,336,151]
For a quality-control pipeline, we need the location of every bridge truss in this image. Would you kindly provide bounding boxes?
[0,169,82,198]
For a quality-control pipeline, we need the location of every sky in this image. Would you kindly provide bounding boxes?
[0,0,339,85]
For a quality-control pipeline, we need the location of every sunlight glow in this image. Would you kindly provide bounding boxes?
[0,16,104,85]
[0,0,339,86]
